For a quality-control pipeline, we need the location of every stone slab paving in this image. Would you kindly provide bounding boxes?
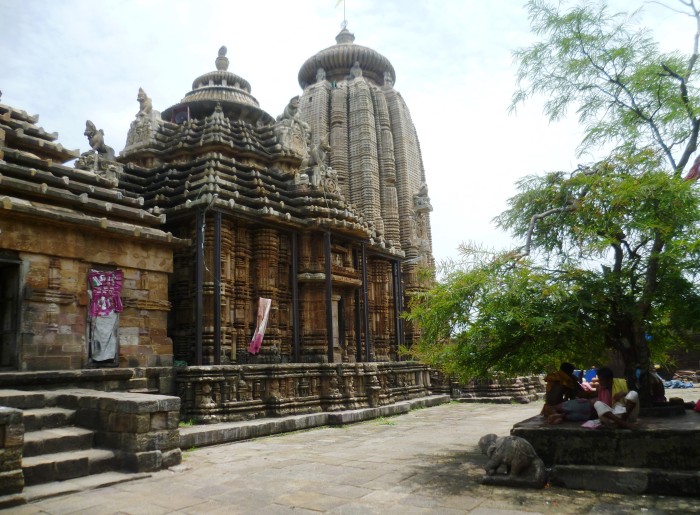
[10,396,700,514]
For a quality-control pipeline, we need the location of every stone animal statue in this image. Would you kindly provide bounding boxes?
[277,96,302,123]
[136,87,153,117]
[477,434,547,489]
[84,120,115,161]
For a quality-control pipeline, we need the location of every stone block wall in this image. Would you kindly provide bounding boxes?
[1,215,175,371]
[0,407,24,496]
[48,390,181,472]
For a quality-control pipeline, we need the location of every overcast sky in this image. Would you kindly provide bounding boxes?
[1,1,693,264]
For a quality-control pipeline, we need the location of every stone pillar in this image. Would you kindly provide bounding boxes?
[252,228,280,360]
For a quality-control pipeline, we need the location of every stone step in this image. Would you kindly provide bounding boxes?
[127,377,149,390]
[0,389,46,409]
[22,448,120,486]
[23,426,94,457]
[22,407,76,431]
[551,464,700,497]
[23,470,151,504]
[127,387,160,394]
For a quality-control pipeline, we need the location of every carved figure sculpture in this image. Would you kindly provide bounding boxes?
[275,96,311,155]
[477,434,547,489]
[316,67,326,82]
[136,87,153,117]
[277,96,302,123]
[302,140,332,188]
[84,120,115,160]
[413,182,433,213]
[350,61,363,79]
[383,70,394,88]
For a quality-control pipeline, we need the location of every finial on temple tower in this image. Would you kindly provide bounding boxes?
[336,0,347,30]
[215,46,229,71]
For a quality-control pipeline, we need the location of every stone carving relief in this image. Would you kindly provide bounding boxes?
[383,70,394,88]
[84,120,115,160]
[124,88,162,153]
[350,61,363,79]
[316,67,326,83]
[410,183,432,251]
[136,87,153,117]
[76,120,122,178]
[413,182,432,213]
[478,434,547,489]
[274,96,311,157]
[300,139,338,192]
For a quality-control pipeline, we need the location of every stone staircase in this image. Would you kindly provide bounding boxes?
[0,391,120,487]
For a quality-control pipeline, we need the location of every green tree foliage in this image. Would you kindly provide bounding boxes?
[405,1,700,394]
[512,0,700,174]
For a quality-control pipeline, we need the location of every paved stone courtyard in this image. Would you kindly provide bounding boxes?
[10,395,700,514]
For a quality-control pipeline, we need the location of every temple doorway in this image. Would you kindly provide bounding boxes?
[0,261,20,368]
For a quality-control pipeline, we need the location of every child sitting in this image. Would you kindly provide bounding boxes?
[592,366,639,429]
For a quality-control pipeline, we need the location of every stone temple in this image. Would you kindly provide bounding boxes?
[0,27,443,491]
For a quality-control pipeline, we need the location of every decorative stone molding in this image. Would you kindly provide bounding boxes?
[175,362,431,423]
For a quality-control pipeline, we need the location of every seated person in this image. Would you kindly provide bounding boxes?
[542,362,584,419]
[593,366,639,429]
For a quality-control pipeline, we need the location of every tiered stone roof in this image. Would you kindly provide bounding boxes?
[162,47,273,126]
[0,102,178,243]
[119,49,398,250]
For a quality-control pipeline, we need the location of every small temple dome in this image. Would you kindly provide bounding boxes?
[298,27,396,87]
[162,47,273,124]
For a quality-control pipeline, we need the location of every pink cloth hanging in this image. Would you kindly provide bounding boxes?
[248,298,271,354]
[88,270,124,317]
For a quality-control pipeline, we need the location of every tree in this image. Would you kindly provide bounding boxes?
[405,0,700,404]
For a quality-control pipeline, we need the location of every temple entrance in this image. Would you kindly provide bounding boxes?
[0,261,20,368]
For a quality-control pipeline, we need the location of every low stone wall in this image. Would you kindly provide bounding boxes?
[512,413,700,496]
[0,407,23,496]
[457,376,545,403]
[175,362,432,423]
[47,390,182,472]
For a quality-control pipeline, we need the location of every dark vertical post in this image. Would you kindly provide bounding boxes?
[195,210,204,366]
[361,243,371,362]
[391,260,401,359]
[338,297,345,350]
[397,261,404,349]
[213,211,222,365]
[324,232,334,363]
[353,249,362,362]
[292,232,300,362]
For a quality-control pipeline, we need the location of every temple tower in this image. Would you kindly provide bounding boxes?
[297,27,435,345]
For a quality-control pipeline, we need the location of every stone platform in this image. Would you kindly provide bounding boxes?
[512,408,700,496]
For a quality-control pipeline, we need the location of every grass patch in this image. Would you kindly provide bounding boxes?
[374,416,397,426]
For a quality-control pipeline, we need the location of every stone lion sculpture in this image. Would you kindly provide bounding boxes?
[477,434,547,489]
[84,120,115,161]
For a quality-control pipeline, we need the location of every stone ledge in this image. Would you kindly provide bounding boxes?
[551,464,700,497]
[179,395,450,449]
[512,413,700,470]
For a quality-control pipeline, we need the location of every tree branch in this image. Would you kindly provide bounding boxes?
[511,205,576,260]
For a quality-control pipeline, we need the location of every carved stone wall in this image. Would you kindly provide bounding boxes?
[176,361,431,423]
